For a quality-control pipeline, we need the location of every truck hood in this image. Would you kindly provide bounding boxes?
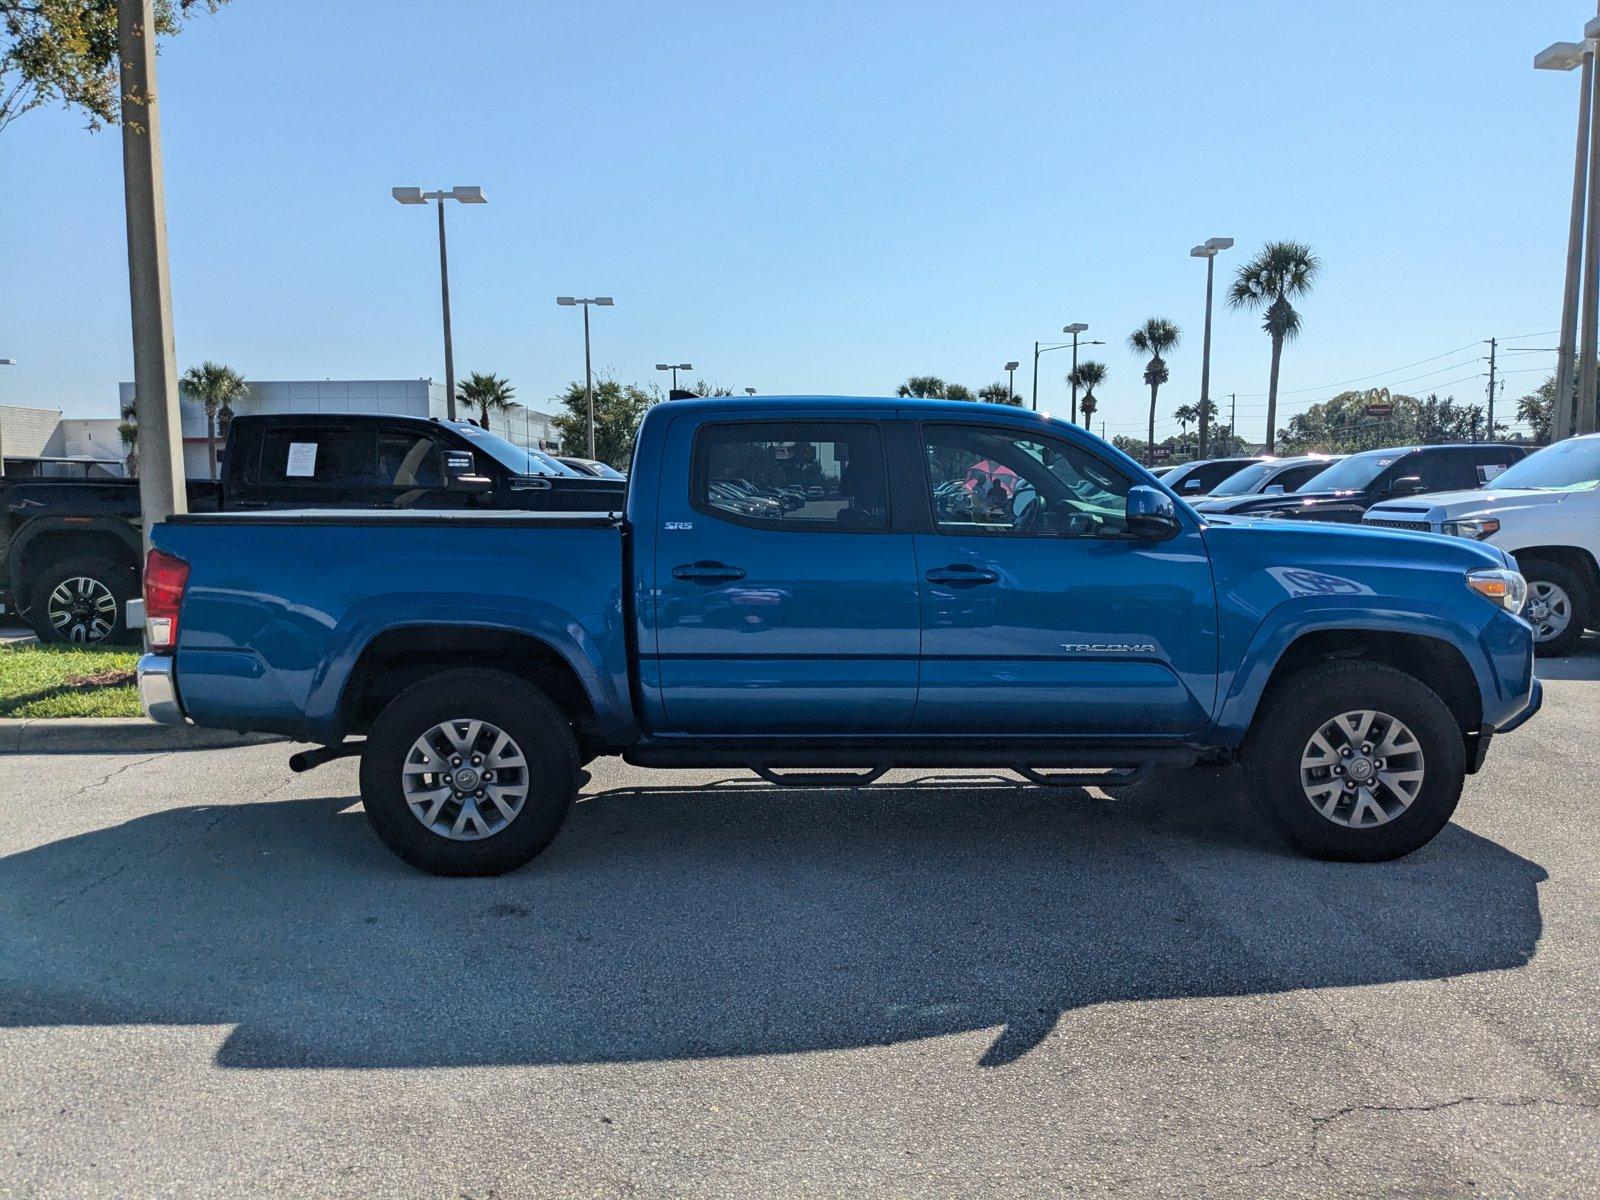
[1365,487,1575,522]
[1203,512,1511,576]
[1195,489,1366,518]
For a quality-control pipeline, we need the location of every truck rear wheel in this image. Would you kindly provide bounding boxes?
[359,668,579,876]
[28,555,136,646]
[1242,661,1465,862]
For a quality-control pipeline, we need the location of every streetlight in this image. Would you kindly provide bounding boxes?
[1004,360,1019,403]
[1032,325,1100,414]
[655,362,694,393]
[557,296,614,458]
[1189,237,1233,456]
[393,185,488,420]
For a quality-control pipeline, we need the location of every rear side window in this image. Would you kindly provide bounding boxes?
[692,422,889,531]
[254,426,377,487]
[1411,450,1483,493]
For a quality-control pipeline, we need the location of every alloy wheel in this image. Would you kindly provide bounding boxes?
[1524,580,1572,644]
[47,576,118,644]
[1299,709,1426,829]
[401,719,529,841]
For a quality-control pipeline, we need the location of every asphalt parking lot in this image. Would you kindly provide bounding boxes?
[2,653,1598,1197]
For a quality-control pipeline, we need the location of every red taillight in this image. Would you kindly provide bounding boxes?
[143,548,189,652]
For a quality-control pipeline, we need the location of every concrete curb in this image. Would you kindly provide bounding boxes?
[0,719,284,755]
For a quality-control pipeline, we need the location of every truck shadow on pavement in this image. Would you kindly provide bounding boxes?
[0,769,1546,1071]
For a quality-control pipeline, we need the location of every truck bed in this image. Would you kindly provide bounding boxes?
[157,510,633,744]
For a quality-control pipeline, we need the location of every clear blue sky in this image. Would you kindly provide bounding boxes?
[0,0,1589,442]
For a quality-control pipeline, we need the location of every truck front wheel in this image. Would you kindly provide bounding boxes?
[1243,661,1465,862]
[1518,558,1589,657]
[359,668,580,876]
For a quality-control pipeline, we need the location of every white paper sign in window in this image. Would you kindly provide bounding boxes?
[1478,463,1508,484]
[285,441,318,478]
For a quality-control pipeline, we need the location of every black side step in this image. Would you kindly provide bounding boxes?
[1011,764,1147,788]
[750,764,891,788]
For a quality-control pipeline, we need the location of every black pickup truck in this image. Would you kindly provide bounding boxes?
[1,413,622,644]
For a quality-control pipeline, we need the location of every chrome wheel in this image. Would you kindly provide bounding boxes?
[47,576,118,644]
[401,719,529,841]
[1524,580,1573,643]
[1299,709,1426,829]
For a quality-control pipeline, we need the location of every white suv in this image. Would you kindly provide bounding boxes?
[1364,434,1600,654]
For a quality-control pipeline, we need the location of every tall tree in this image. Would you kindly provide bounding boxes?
[1128,318,1181,465]
[0,0,228,133]
[1069,361,1108,427]
[895,375,948,398]
[457,371,516,430]
[1228,241,1320,454]
[550,378,655,470]
[179,361,249,480]
[1517,375,1556,444]
[1173,403,1198,440]
[943,383,975,402]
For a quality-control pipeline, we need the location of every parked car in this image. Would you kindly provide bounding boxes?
[1365,433,1600,654]
[0,413,624,644]
[139,395,1539,876]
[1207,443,1528,525]
[1190,454,1344,511]
[557,456,627,480]
[1158,456,1269,498]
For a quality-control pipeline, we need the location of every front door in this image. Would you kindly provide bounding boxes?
[914,422,1218,736]
[650,416,920,734]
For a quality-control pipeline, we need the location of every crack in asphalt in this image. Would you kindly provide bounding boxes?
[59,754,167,803]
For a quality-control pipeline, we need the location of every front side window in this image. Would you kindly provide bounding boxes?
[377,432,446,488]
[923,425,1131,537]
[693,422,888,531]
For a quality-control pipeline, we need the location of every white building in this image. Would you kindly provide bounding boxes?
[0,404,126,476]
[115,378,562,479]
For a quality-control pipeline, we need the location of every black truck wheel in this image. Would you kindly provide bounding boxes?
[1242,661,1465,862]
[1518,558,1590,657]
[28,555,137,646]
[359,668,579,876]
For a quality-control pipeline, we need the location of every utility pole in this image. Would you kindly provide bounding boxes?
[119,0,188,547]
[1581,15,1600,436]
[1031,341,1040,411]
[1485,337,1497,438]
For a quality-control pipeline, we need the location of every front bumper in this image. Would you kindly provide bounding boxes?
[137,653,187,726]
[1496,676,1543,735]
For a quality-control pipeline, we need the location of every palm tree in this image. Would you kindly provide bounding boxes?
[1128,318,1181,466]
[896,375,947,398]
[1068,361,1107,427]
[179,361,250,480]
[1173,403,1198,440]
[457,372,516,429]
[118,401,139,478]
[1228,241,1320,454]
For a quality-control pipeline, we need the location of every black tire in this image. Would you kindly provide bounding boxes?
[27,555,137,646]
[1517,557,1590,657]
[359,668,579,876]
[1242,661,1465,862]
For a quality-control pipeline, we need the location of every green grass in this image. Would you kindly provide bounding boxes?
[0,643,142,718]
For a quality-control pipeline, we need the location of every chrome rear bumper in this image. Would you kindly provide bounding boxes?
[137,653,186,726]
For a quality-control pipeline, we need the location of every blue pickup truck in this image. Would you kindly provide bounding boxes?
[137,396,1541,875]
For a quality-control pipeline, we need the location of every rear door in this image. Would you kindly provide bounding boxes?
[913,421,1218,736]
[232,422,380,509]
[649,413,921,734]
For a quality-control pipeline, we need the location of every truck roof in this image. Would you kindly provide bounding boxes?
[653,394,1067,418]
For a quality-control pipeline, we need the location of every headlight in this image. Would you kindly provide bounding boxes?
[1467,568,1527,612]
[1443,517,1501,540]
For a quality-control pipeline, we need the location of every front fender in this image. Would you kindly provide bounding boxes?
[1212,595,1498,745]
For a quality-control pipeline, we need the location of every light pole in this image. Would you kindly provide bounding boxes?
[0,357,13,478]
[393,185,487,420]
[1189,237,1233,457]
[1004,360,1019,403]
[744,387,757,396]
[1032,325,1099,414]
[557,296,614,458]
[655,362,694,393]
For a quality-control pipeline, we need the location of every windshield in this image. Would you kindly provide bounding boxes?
[1208,461,1278,497]
[1300,448,1405,491]
[455,426,580,477]
[1487,438,1600,491]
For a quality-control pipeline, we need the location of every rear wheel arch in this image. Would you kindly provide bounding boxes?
[12,522,141,596]
[337,624,599,746]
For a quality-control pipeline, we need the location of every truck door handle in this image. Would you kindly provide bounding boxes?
[672,561,747,583]
[925,564,999,586]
